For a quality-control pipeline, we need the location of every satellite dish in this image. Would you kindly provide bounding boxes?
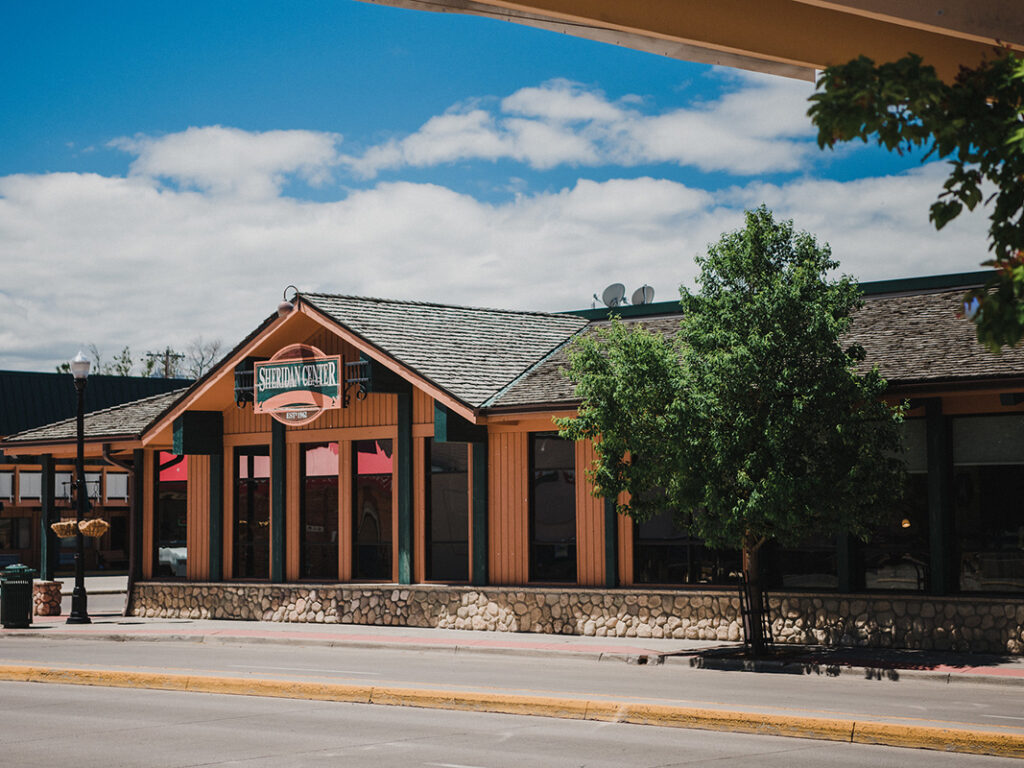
[601,283,626,308]
[631,285,655,305]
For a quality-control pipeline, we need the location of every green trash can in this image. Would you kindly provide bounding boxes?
[1,564,36,628]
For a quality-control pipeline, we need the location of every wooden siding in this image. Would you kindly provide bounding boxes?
[186,455,210,581]
[488,431,528,584]
[574,440,604,586]
[413,388,434,425]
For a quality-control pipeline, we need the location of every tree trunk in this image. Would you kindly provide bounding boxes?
[742,539,767,656]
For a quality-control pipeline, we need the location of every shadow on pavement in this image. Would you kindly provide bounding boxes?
[671,644,1016,681]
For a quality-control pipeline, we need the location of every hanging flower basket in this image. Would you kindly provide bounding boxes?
[50,521,78,538]
[79,518,110,538]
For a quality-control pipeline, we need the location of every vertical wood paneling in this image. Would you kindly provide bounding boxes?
[142,449,154,580]
[413,436,426,583]
[186,455,210,581]
[223,405,272,436]
[338,440,352,581]
[413,389,433,425]
[574,441,604,586]
[285,442,301,581]
[488,432,528,584]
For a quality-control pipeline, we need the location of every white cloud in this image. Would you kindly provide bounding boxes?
[343,73,816,178]
[110,125,343,199]
[0,146,988,372]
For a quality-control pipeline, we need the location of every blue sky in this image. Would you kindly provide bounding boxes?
[0,1,988,371]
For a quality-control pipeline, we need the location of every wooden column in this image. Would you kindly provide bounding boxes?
[271,420,286,583]
[39,455,56,580]
[471,441,488,586]
[397,389,413,585]
[926,399,954,595]
[131,449,145,581]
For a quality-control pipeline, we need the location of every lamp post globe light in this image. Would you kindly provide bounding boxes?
[67,350,91,624]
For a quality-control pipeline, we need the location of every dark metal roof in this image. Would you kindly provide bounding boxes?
[0,371,191,437]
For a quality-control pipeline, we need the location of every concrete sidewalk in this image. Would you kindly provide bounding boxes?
[9,607,1024,684]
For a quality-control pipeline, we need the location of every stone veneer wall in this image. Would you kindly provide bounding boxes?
[131,582,1024,655]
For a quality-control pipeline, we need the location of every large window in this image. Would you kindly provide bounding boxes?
[155,452,188,579]
[426,439,469,582]
[954,415,1024,594]
[530,433,576,583]
[352,439,393,581]
[0,518,31,551]
[863,419,930,591]
[635,507,741,586]
[234,446,270,579]
[300,442,339,580]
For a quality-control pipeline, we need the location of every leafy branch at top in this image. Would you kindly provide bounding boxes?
[808,50,1024,351]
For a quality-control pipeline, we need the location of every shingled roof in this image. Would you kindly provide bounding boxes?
[493,288,1024,409]
[3,388,187,445]
[300,293,589,408]
[849,289,1024,385]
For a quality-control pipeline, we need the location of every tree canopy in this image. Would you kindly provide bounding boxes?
[558,207,905,557]
[808,51,1024,351]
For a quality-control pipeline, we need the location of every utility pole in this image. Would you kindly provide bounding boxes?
[146,347,184,378]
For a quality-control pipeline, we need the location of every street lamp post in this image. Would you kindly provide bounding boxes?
[67,350,91,625]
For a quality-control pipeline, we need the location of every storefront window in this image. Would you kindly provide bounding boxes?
[862,419,929,591]
[352,439,393,580]
[0,472,13,501]
[300,442,339,580]
[156,452,187,579]
[234,447,270,579]
[426,439,469,582]
[530,433,576,583]
[954,415,1024,593]
[766,536,837,590]
[0,518,31,550]
[635,507,741,586]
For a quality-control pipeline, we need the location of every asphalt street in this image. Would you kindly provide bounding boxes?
[1,634,1022,736]
[1,681,1019,768]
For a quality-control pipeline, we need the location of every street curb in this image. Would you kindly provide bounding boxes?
[0,664,1022,759]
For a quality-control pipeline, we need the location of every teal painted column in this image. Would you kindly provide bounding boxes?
[271,421,286,583]
[926,400,954,595]
[132,449,145,581]
[471,441,488,586]
[604,497,618,588]
[397,390,413,585]
[209,452,223,581]
[39,454,55,580]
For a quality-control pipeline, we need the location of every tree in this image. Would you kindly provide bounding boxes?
[184,336,223,378]
[558,207,905,653]
[807,51,1024,352]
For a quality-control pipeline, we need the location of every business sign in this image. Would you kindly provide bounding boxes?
[254,344,342,426]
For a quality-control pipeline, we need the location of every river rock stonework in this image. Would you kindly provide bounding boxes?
[32,580,62,616]
[129,583,1024,654]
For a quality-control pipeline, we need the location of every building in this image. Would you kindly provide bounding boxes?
[4,272,1024,653]
[0,371,188,574]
